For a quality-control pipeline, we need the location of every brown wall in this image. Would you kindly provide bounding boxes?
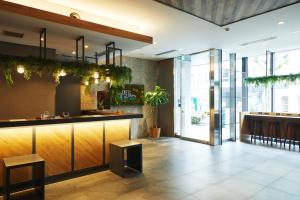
[158,58,175,137]
[0,73,56,120]
[55,76,81,116]
[0,41,82,119]
[0,41,56,58]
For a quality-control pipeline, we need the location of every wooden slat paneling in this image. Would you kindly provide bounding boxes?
[74,122,103,170]
[0,1,153,44]
[155,0,300,26]
[0,127,32,186]
[36,124,72,176]
[105,120,130,164]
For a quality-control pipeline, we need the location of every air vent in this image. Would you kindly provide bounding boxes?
[240,36,277,46]
[3,31,24,38]
[155,49,177,56]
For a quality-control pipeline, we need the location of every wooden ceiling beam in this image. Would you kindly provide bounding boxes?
[0,0,153,44]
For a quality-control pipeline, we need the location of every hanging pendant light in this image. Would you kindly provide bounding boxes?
[59,69,66,77]
[17,65,25,74]
[93,72,99,79]
[105,69,110,83]
[105,76,111,83]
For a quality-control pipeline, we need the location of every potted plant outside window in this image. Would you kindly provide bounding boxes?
[144,86,169,138]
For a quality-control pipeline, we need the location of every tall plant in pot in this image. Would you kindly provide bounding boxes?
[144,86,169,138]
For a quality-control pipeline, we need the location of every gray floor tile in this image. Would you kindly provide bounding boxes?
[270,178,300,196]
[233,169,279,186]
[250,188,300,200]
[7,137,297,200]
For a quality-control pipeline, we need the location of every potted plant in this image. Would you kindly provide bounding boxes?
[144,86,169,138]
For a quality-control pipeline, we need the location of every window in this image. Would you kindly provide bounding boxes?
[248,55,270,112]
[273,49,300,113]
[280,96,288,112]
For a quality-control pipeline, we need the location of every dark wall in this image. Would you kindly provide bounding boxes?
[0,41,81,119]
[158,58,174,137]
[55,76,81,116]
[0,73,56,120]
[0,41,56,58]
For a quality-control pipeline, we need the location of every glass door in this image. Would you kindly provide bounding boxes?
[174,52,210,143]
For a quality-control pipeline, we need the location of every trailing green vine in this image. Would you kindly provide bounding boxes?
[0,54,132,87]
[245,73,300,86]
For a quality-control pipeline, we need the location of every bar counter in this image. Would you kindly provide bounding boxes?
[0,113,143,188]
[0,113,143,128]
[240,112,300,141]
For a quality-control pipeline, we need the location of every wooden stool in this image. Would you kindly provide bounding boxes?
[253,120,263,143]
[268,121,281,146]
[261,120,270,144]
[284,123,298,150]
[297,124,300,152]
[2,154,45,200]
[247,117,255,143]
[109,141,142,178]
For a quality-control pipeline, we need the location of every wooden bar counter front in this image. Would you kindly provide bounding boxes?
[0,114,142,190]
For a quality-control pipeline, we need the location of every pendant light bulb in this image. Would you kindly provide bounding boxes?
[59,69,66,77]
[94,79,99,84]
[93,72,99,79]
[17,65,25,74]
[106,76,111,83]
[84,81,89,86]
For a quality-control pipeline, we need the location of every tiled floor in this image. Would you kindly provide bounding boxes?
[4,138,300,200]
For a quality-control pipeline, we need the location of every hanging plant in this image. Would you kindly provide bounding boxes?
[245,73,300,86]
[0,54,132,87]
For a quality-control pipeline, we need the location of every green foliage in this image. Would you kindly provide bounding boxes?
[0,54,132,87]
[191,116,201,125]
[144,86,169,107]
[245,74,300,86]
[110,84,144,106]
[110,86,123,106]
[144,86,169,128]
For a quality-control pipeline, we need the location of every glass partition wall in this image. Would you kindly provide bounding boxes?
[175,47,300,145]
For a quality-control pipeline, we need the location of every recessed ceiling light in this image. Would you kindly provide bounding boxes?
[278,21,284,25]
[84,45,89,49]
[153,41,157,45]
[72,51,76,55]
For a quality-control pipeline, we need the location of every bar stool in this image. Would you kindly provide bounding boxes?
[2,154,45,200]
[297,124,300,152]
[247,117,255,143]
[262,120,271,145]
[284,123,298,150]
[268,121,281,147]
[253,119,263,143]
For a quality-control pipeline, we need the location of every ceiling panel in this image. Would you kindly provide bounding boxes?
[155,0,300,26]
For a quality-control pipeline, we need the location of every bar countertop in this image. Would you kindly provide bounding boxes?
[0,113,143,128]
